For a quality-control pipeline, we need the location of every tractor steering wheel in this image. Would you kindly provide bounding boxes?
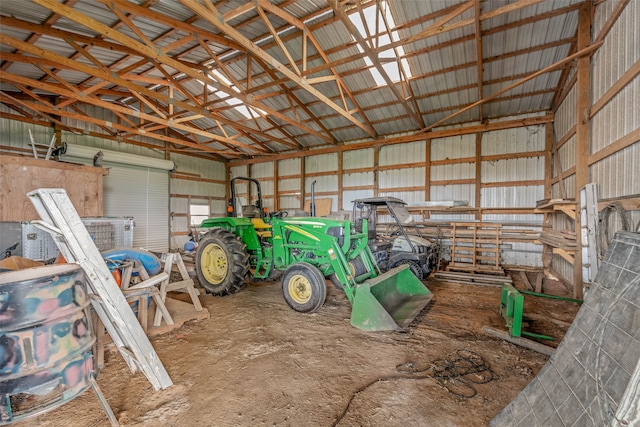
[271,211,289,219]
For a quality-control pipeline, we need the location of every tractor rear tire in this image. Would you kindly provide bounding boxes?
[281,263,326,313]
[196,228,250,296]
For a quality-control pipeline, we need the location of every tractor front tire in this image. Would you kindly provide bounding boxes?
[196,228,250,295]
[281,263,326,313]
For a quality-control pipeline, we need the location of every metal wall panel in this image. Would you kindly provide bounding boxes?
[305,153,338,173]
[591,143,640,199]
[251,161,274,178]
[171,153,225,181]
[278,178,300,193]
[558,136,577,174]
[170,180,224,199]
[0,116,52,151]
[229,165,249,178]
[482,157,545,183]
[430,184,475,206]
[343,171,374,187]
[481,186,544,209]
[554,85,577,140]
[379,168,425,190]
[379,141,425,166]
[481,125,545,155]
[591,76,640,153]
[431,134,476,160]
[343,190,375,211]
[278,158,300,175]
[377,191,426,206]
[431,163,475,181]
[279,196,301,212]
[592,1,639,103]
[343,148,374,169]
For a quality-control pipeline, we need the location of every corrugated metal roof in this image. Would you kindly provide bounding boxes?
[0,0,588,160]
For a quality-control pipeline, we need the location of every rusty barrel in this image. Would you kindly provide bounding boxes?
[0,264,95,424]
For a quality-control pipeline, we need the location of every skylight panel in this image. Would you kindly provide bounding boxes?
[348,1,411,87]
[198,71,265,119]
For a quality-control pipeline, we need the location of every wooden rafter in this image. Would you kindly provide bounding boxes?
[0,68,258,155]
[257,0,376,137]
[88,0,335,143]
[179,0,374,138]
[418,42,603,133]
[0,18,310,151]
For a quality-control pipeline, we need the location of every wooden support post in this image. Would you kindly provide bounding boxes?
[475,132,482,220]
[300,157,305,210]
[544,122,553,199]
[573,1,592,300]
[424,139,431,219]
[273,160,279,212]
[338,151,343,210]
[373,145,380,197]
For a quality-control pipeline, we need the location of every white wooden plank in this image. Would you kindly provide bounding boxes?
[28,188,173,390]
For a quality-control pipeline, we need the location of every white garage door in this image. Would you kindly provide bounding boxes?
[102,163,169,252]
[61,144,171,252]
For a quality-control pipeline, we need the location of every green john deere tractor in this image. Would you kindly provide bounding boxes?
[195,177,432,331]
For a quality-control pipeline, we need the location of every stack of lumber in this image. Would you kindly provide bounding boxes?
[434,270,512,287]
[538,230,577,251]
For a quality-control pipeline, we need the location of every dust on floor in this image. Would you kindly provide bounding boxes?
[13,277,580,426]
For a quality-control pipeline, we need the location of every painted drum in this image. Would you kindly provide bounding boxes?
[0,264,95,424]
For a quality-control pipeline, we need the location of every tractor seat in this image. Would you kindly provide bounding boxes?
[251,217,272,238]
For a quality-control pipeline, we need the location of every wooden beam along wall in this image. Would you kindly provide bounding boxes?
[220,126,549,219]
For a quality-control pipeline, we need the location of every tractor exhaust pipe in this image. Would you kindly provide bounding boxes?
[310,180,317,217]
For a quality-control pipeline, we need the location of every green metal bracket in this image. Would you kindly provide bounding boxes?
[499,283,582,341]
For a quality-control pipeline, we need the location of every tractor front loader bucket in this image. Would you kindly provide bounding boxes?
[350,264,433,331]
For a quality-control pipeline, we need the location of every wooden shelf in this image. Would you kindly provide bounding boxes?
[534,199,577,220]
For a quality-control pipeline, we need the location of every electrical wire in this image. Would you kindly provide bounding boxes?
[332,349,497,426]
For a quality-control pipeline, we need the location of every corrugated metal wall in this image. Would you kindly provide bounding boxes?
[234,117,548,267]
[430,134,476,222]
[0,108,53,153]
[277,158,302,212]
[343,148,374,209]
[305,153,338,213]
[550,0,640,284]
[251,161,275,212]
[170,153,226,249]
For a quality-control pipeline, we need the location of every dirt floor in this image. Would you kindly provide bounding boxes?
[14,272,580,427]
